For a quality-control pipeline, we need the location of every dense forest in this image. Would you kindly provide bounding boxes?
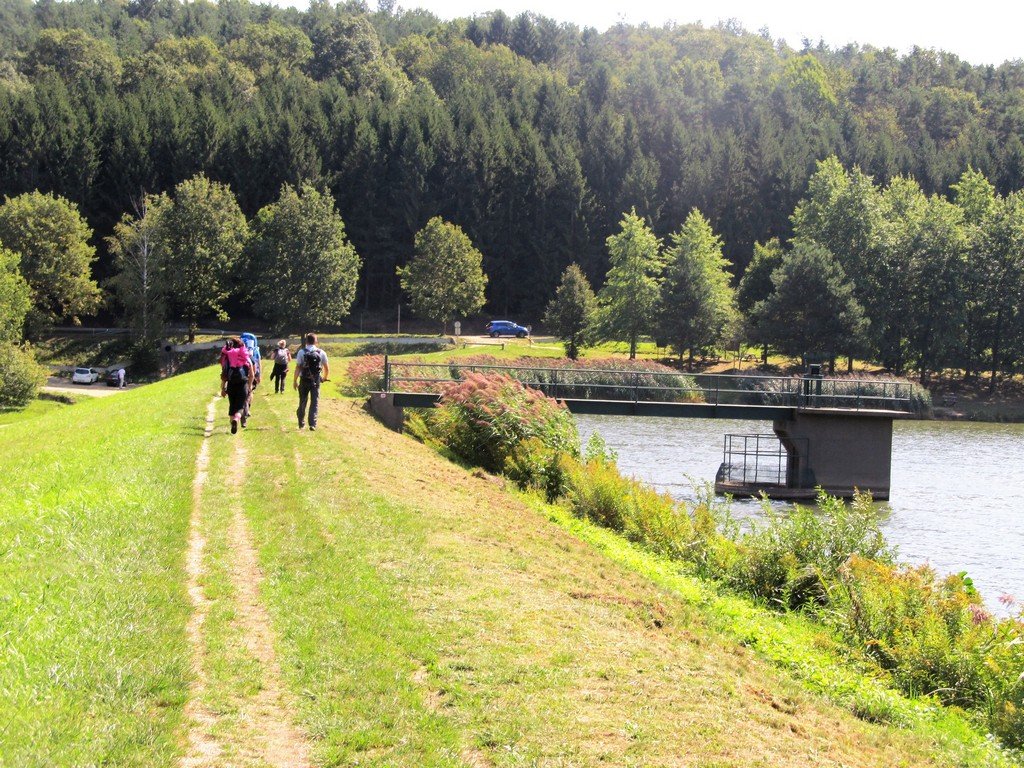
[1,0,1024,380]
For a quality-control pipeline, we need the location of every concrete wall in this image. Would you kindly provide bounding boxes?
[774,411,894,499]
[368,392,405,432]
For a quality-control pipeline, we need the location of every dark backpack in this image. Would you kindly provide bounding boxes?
[302,348,322,381]
[227,365,248,384]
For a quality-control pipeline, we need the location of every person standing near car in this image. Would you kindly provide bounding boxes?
[117,367,126,388]
[270,339,291,393]
[293,332,329,431]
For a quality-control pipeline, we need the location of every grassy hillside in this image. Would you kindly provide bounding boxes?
[1,368,1017,765]
[0,372,206,764]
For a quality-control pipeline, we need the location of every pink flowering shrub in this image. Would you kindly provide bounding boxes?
[345,355,386,394]
[391,355,702,402]
[428,372,579,473]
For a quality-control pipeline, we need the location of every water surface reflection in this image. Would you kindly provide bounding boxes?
[574,415,1024,612]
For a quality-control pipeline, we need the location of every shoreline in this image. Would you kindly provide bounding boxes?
[929,406,1024,423]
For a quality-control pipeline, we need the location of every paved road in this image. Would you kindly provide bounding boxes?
[44,378,131,397]
[456,335,539,345]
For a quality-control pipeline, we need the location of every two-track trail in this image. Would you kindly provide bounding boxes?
[171,384,977,768]
[180,397,311,768]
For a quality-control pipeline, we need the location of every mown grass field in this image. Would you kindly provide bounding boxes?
[2,366,1019,766]
[0,394,75,425]
[0,373,202,765]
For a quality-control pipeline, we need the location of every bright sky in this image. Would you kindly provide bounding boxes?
[349,0,1024,66]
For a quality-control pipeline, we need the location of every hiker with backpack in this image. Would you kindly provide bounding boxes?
[219,337,255,434]
[270,339,291,393]
[293,332,330,431]
[240,331,262,420]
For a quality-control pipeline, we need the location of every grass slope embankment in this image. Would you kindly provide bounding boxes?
[240,387,998,767]
[0,394,74,426]
[3,368,1016,766]
[0,371,210,765]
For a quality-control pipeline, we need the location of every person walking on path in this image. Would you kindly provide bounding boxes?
[270,339,291,393]
[240,332,262,421]
[293,333,329,431]
[220,336,255,434]
[117,367,126,389]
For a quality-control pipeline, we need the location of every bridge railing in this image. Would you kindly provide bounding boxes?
[383,359,916,413]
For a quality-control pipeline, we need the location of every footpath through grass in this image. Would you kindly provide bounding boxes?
[3,368,1019,766]
[235,386,1009,766]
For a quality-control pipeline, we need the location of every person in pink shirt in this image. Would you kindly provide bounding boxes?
[219,336,254,434]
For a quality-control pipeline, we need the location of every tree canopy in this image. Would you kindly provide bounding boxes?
[749,242,868,370]
[398,216,487,333]
[657,209,737,365]
[0,1,1023,380]
[597,210,663,359]
[0,190,100,332]
[544,263,597,360]
[107,194,168,342]
[245,183,361,330]
[157,174,249,341]
[0,247,31,344]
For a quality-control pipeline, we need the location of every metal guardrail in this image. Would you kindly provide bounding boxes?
[717,433,808,486]
[381,359,917,413]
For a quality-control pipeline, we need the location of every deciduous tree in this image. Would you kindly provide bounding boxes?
[245,183,360,330]
[157,175,249,342]
[107,194,168,342]
[398,217,487,334]
[0,191,101,334]
[906,196,969,382]
[0,247,30,344]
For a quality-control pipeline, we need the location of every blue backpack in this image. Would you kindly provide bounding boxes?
[240,333,261,379]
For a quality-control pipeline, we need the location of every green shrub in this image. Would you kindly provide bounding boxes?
[834,559,983,696]
[563,456,631,530]
[723,492,891,610]
[830,556,1024,746]
[429,372,579,473]
[687,503,741,579]
[561,456,698,560]
[390,355,701,402]
[620,484,695,560]
[0,344,46,408]
[403,411,439,447]
[504,438,574,502]
[729,546,800,608]
[130,340,161,375]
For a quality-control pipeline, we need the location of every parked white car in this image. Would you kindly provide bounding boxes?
[72,367,100,384]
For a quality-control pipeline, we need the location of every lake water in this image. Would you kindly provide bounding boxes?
[574,415,1024,613]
